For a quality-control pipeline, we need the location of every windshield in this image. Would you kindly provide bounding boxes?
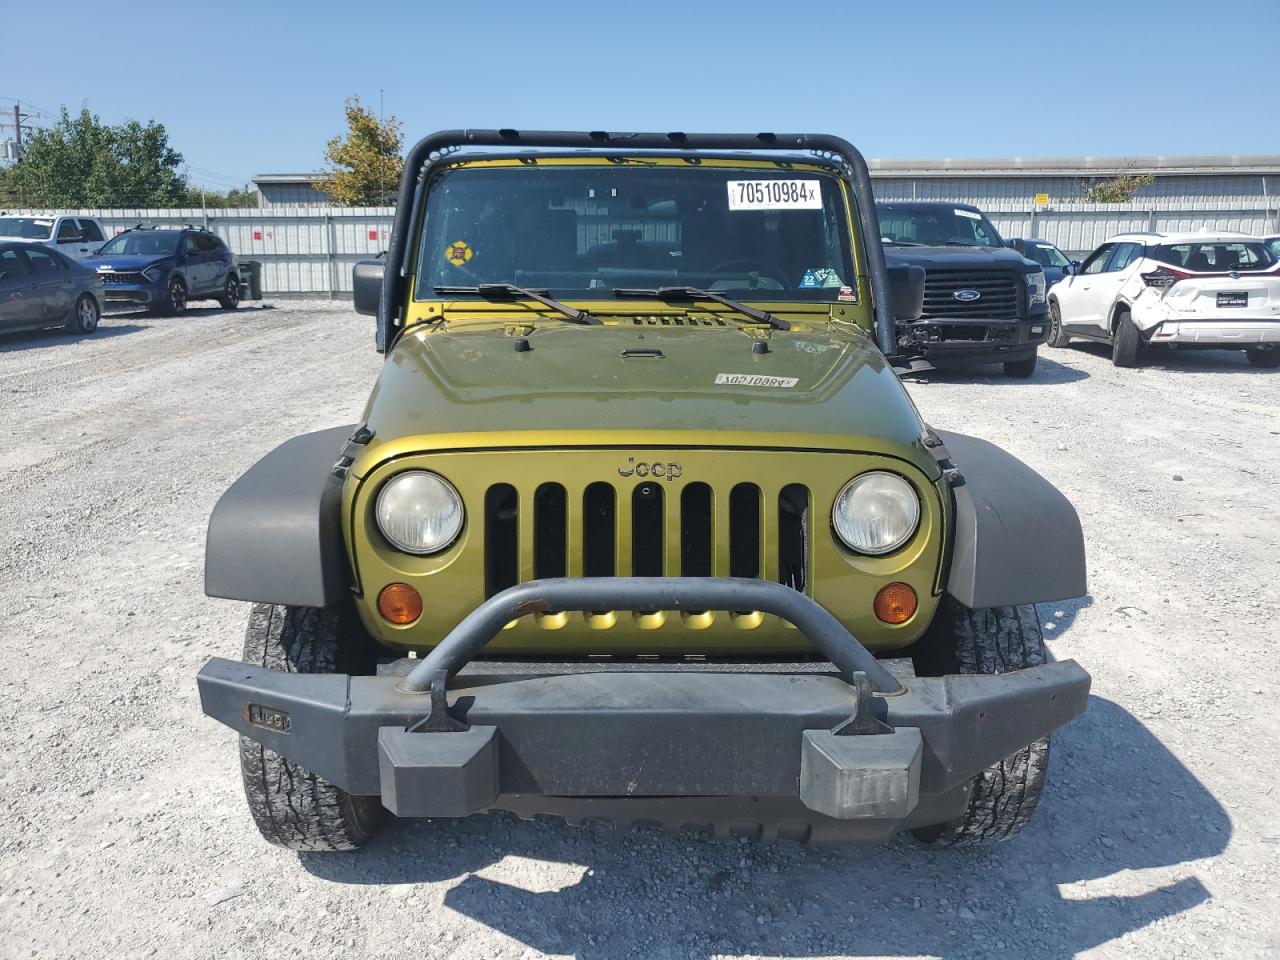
[0,217,54,240]
[876,204,1003,248]
[416,164,858,302]
[1024,242,1070,268]
[97,232,182,257]
[1150,241,1277,272]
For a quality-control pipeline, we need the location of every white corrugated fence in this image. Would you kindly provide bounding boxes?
[8,202,1279,296]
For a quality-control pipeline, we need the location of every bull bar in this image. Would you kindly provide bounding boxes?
[198,577,1089,832]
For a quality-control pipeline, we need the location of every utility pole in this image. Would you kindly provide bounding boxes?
[12,102,21,150]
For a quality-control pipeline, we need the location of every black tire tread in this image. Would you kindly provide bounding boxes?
[1046,301,1070,348]
[216,274,240,309]
[1112,311,1142,367]
[915,599,1051,847]
[238,603,383,851]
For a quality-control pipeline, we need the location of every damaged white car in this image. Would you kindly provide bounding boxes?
[1046,231,1280,368]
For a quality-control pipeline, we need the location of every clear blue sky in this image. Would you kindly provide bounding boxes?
[5,0,1278,191]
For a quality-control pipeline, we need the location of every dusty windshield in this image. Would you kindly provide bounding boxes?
[877,204,1003,248]
[416,164,858,301]
[0,217,54,240]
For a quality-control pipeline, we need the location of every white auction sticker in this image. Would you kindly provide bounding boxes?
[714,373,799,388]
[727,180,822,211]
[954,208,982,219]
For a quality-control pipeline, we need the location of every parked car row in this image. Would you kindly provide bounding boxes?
[873,199,1279,375]
[0,224,243,337]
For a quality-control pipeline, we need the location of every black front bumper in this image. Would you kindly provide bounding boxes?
[198,578,1090,838]
[901,314,1051,364]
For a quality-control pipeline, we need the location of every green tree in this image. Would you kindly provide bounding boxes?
[0,107,189,207]
[321,96,403,206]
[1083,171,1156,203]
[183,185,259,208]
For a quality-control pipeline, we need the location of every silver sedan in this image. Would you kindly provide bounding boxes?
[0,241,105,336]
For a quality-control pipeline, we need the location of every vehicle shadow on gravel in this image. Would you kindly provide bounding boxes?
[301,696,1227,959]
[0,323,146,352]
[1063,341,1276,374]
[908,354,1090,386]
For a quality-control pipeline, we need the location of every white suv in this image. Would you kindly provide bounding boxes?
[1047,231,1280,368]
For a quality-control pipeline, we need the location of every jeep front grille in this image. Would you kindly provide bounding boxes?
[921,270,1020,320]
[483,480,810,598]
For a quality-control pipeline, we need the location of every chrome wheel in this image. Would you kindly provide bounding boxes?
[78,297,99,332]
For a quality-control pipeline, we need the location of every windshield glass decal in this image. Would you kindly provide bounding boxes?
[416,165,856,304]
[726,179,822,211]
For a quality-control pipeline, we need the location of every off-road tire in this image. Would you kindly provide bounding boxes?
[216,273,240,310]
[1046,301,1070,348]
[65,294,100,334]
[1111,310,1142,367]
[1246,348,1280,368]
[1002,352,1038,379]
[911,599,1051,847]
[238,603,384,851]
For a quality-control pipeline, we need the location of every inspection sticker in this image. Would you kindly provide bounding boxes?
[727,180,822,211]
[714,373,799,388]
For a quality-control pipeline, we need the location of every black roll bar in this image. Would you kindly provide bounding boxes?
[377,130,895,357]
[399,576,905,695]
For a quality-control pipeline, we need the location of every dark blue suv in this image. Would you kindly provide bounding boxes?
[85,226,240,315]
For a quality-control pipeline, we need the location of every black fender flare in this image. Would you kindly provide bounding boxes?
[937,431,1087,609]
[204,425,355,609]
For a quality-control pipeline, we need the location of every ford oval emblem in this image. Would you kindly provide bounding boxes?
[953,288,982,302]
[1230,271,1241,280]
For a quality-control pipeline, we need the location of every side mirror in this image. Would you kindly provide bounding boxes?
[353,259,384,316]
[1064,261,1080,276]
[1004,239,1017,248]
[886,264,926,322]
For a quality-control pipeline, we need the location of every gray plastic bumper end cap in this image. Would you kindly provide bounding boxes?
[377,726,500,818]
[799,727,922,820]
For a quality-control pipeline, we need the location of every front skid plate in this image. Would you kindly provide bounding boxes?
[198,658,1089,823]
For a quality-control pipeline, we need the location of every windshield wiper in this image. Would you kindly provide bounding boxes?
[434,284,601,325]
[883,239,925,246]
[612,287,790,331]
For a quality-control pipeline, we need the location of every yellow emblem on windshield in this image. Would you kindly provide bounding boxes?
[445,241,474,267]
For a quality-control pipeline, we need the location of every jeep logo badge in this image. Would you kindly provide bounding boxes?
[953,289,982,302]
[618,457,682,480]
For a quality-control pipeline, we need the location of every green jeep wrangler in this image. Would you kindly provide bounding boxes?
[198,130,1090,850]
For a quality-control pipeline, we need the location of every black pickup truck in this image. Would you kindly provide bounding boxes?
[876,201,1048,377]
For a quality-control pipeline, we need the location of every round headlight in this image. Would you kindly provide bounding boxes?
[375,471,464,555]
[832,472,920,555]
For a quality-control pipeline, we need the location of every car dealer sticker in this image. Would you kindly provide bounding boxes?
[714,373,799,388]
[727,180,822,211]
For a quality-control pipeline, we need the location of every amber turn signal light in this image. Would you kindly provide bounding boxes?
[874,582,917,625]
[377,583,423,625]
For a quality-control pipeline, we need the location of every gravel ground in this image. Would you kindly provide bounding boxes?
[1,300,1278,960]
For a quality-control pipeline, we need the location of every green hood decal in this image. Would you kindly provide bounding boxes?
[363,322,927,456]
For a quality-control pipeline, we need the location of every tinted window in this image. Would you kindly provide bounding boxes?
[1151,241,1276,272]
[97,232,182,256]
[1024,243,1070,268]
[25,248,65,273]
[1080,243,1115,275]
[195,233,220,252]
[877,204,1003,248]
[0,248,32,280]
[181,234,199,255]
[416,165,858,301]
[56,219,82,241]
[0,218,55,240]
[1106,243,1143,272]
[79,220,105,243]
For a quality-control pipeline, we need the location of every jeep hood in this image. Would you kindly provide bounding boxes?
[359,323,933,468]
[883,245,1038,273]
